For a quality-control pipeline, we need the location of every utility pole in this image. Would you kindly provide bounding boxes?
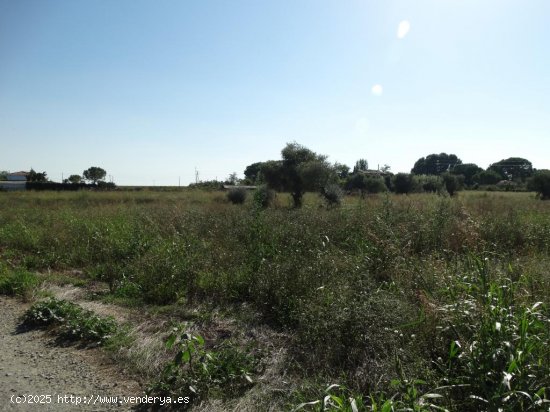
[195,167,199,184]
[178,176,180,187]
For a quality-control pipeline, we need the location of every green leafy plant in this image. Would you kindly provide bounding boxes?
[0,266,39,300]
[22,298,117,346]
[149,326,257,407]
[435,256,550,410]
[253,184,276,208]
[321,184,344,207]
[293,384,366,411]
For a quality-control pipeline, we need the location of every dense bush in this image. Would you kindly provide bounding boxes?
[392,173,414,194]
[346,174,387,195]
[23,298,117,345]
[413,174,443,193]
[187,180,224,190]
[442,172,459,196]
[226,187,247,204]
[364,176,387,194]
[149,328,258,407]
[0,265,39,299]
[321,183,344,207]
[26,182,90,191]
[474,169,502,185]
[253,184,276,208]
[528,170,550,199]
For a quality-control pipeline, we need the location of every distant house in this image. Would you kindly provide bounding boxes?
[0,171,28,191]
[222,185,257,190]
[7,171,29,181]
[358,169,391,177]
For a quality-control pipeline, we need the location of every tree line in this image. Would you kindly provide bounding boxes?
[0,167,116,190]
[229,143,550,206]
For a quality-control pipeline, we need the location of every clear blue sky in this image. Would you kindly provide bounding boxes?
[1,0,548,185]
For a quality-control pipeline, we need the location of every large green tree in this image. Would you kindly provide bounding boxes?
[262,142,334,207]
[243,162,264,183]
[451,163,483,187]
[411,153,462,175]
[442,172,460,196]
[27,168,48,182]
[345,174,386,196]
[83,166,107,184]
[528,170,550,200]
[473,170,502,185]
[353,158,369,173]
[67,174,82,184]
[333,162,350,179]
[488,157,533,181]
[259,161,284,191]
[393,173,414,194]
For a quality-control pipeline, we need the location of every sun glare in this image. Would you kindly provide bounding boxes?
[397,20,411,39]
[371,84,383,96]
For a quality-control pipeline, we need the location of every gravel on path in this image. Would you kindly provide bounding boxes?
[0,297,142,412]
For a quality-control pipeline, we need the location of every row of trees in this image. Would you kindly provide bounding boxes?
[63,167,109,185]
[0,167,109,184]
[238,144,549,207]
[411,153,535,186]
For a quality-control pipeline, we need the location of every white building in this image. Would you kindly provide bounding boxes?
[7,171,28,181]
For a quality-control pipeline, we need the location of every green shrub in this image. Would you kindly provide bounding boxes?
[528,170,550,199]
[226,187,247,204]
[364,176,388,194]
[0,266,39,299]
[392,173,414,194]
[441,172,459,196]
[253,184,276,208]
[413,174,443,193]
[22,298,78,327]
[321,184,344,207]
[136,239,200,305]
[149,327,258,407]
[23,298,117,345]
[434,257,550,410]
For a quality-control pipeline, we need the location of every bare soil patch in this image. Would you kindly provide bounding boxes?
[0,297,142,411]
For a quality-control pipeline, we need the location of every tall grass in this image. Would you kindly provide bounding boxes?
[0,190,548,409]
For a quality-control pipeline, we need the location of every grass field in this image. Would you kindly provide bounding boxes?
[1,189,549,411]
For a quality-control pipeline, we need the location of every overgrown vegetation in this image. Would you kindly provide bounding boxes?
[253,184,276,208]
[0,190,548,410]
[23,297,117,346]
[149,327,259,408]
[226,187,247,204]
[0,263,39,300]
[528,170,550,200]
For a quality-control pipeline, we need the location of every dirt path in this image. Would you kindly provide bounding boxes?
[0,297,142,411]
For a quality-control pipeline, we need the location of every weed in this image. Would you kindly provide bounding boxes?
[253,184,276,208]
[149,326,258,407]
[434,256,550,410]
[321,184,344,207]
[1,190,549,409]
[22,298,117,346]
[0,265,39,300]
